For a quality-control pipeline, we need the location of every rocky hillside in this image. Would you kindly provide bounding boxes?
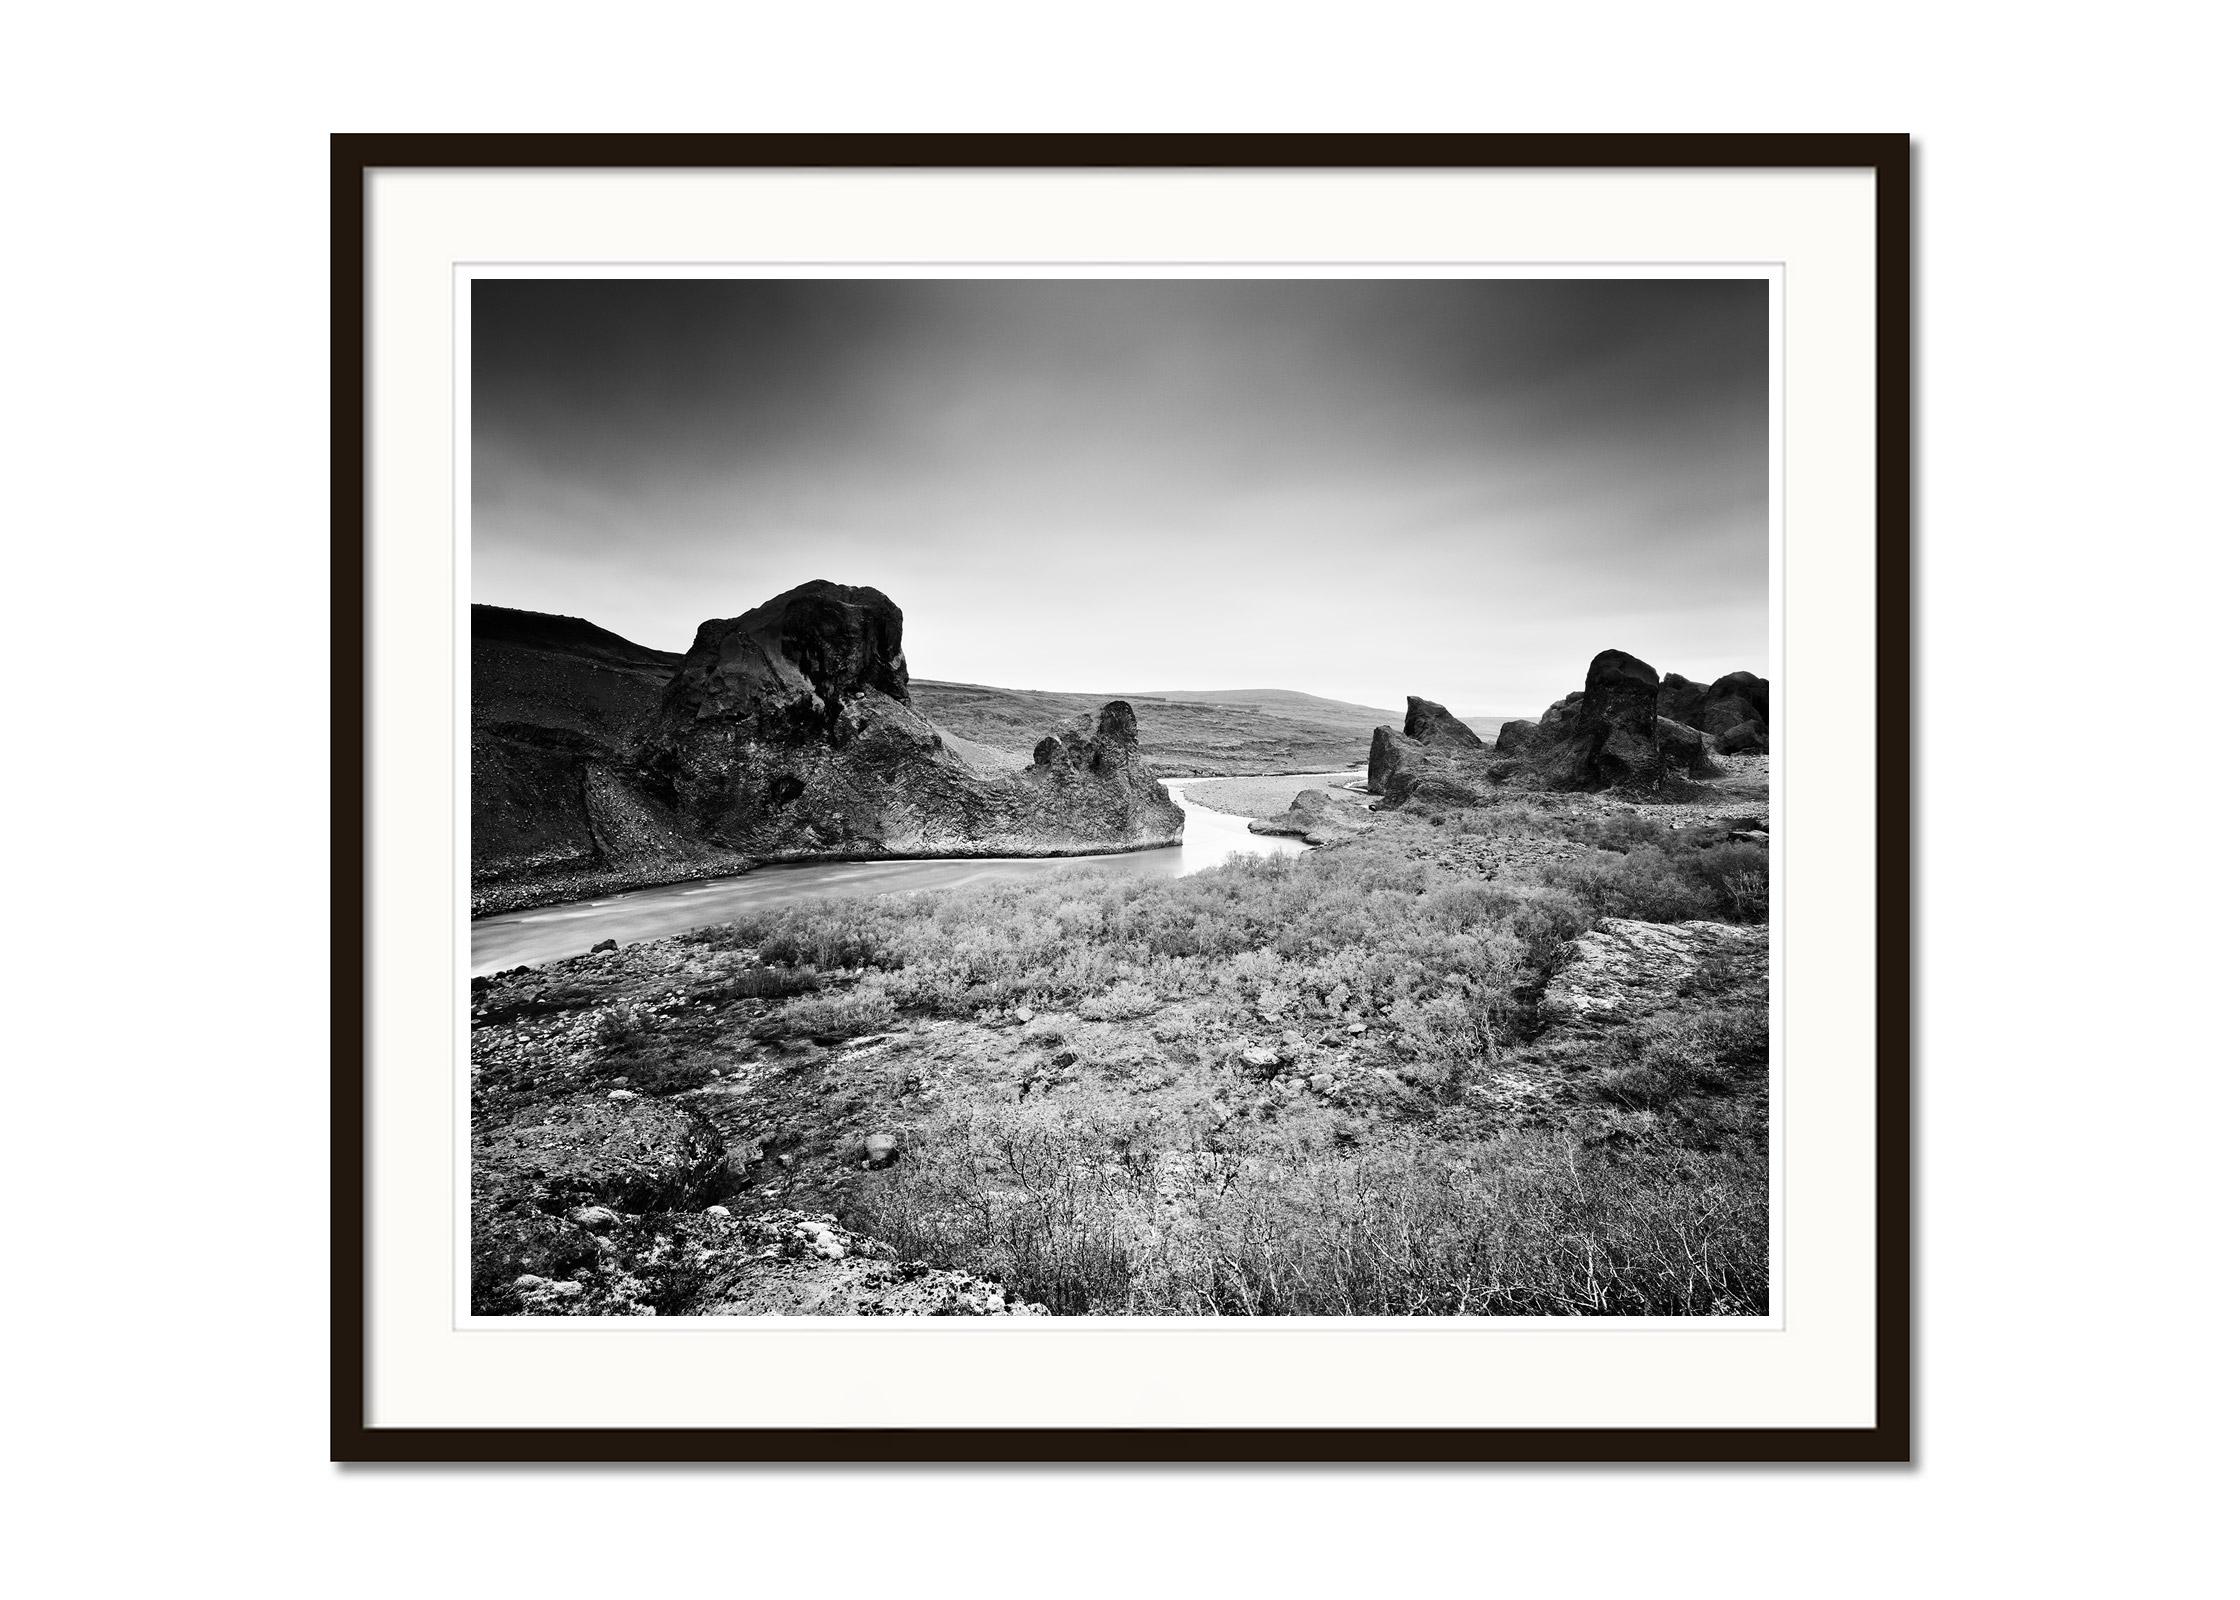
[470,605,723,897]
[472,583,1183,912]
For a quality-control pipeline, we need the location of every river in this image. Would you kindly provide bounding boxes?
[469,777,1317,975]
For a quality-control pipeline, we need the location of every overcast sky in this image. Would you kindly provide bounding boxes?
[472,277,1767,716]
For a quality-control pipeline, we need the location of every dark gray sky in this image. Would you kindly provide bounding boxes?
[473,277,1768,714]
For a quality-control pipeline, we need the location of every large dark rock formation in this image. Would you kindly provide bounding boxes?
[1489,649,1732,793]
[1575,649,1663,785]
[656,581,910,739]
[1492,716,1540,755]
[1365,695,1486,804]
[1654,717,1722,780]
[1698,671,1771,738]
[471,584,1184,909]
[1402,694,1484,749]
[1653,667,1771,752]
[638,580,1182,860]
[1657,672,1710,730]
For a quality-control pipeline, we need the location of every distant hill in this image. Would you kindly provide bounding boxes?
[914,681,1382,777]
[471,604,682,671]
[471,604,681,746]
[1118,687,1398,726]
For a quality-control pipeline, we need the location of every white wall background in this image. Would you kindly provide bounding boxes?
[5,3,2230,1593]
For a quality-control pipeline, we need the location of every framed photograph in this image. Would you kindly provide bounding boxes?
[336,134,1910,1461]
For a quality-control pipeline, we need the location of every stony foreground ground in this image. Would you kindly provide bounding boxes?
[471,752,1773,1317]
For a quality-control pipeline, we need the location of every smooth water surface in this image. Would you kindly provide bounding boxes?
[469,778,1311,975]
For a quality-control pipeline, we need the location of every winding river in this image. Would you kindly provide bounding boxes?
[469,777,1315,975]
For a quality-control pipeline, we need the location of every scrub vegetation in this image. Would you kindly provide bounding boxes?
[472,794,1770,1317]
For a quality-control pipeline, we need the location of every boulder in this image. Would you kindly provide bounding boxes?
[1365,724,1414,796]
[1365,696,1489,805]
[1249,788,1373,845]
[1639,667,1773,754]
[1401,695,1483,749]
[1237,1046,1283,1077]
[1534,649,1665,790]
[1698,671,1771,738]
[1491,718,1539,755]
[1655,717,1721,779]
[1715,719,1769,755]
[1657,672,1710,730]
[1537,692,1586,741]
[1585,648,1662,748]
[1488,652,1721,793]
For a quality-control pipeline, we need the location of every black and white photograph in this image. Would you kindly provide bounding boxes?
[27,0,2240,1574]
[467,273,1778,1319]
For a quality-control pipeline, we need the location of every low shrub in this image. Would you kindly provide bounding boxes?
[592,1001,652,1048]
[1540,836,1769,925]
[769,986,898,1041]
[845,1101,1767,1316]
[1590,1004,1768,1112]
[706,963,820,1003]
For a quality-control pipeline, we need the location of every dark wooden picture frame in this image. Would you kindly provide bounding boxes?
[333,133,1911,1464]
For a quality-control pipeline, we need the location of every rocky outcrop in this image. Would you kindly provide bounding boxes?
[1492,717,1540,755]
[1541,918,1769,1032]
[1403,694,1484,749]
[1492,649,1669,791]
[1365,695,1487,804]
[1716,720,1769,756]
[471,584,1185,907]
[1654,717,1722,780]
[1657,672,1710,730]
[1698,671,1771,738]
[1365,725,1410,794]
[1575,649,1663,783]
[1653,667,1771,751]
[470,606,719,893]
[1489,650,1756,793]
[1248,787,1374,845]
[1360,650,1766,804]
[639,580,1182,860]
